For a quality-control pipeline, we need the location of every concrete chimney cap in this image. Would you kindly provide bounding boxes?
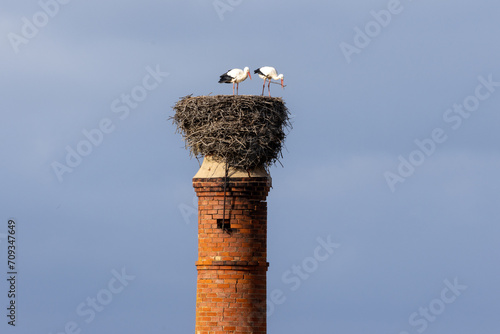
[193,156,269,178]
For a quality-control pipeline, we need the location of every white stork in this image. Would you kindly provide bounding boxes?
[218,67,251,95]
[254,66,284,97]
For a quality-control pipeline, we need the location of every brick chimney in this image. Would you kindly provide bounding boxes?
[193,157,271,334]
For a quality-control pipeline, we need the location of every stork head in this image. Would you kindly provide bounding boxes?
[244,67,251,80]
[278,74,284,88]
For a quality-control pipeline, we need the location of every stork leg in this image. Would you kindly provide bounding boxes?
[232,82,235,95]
[261,78,266,96]
[268,80,272,97]
[236,82,239,95]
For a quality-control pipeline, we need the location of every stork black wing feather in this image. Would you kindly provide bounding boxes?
[254,68,264,76]
[219,73,233,83]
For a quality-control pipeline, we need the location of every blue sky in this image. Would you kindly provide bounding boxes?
[1,0,499,333]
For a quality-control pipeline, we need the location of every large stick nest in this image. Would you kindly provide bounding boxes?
[171,95,291,170]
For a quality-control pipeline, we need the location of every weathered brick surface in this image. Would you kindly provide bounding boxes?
[193,177,271,334]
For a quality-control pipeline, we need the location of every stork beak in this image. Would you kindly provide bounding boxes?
[281,78,284,89]
[248,71,252,80]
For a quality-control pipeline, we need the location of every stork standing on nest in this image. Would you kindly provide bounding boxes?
[254,66,284,97]
[218,67,251,95]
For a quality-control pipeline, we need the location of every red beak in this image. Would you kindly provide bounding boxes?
[281,78,284,89]
[248,71,252,80]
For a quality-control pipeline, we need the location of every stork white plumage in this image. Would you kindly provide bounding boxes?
[218,67,252,95]
[254,66,284,97]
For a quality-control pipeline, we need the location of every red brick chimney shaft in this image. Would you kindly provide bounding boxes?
[193,176,271,334]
